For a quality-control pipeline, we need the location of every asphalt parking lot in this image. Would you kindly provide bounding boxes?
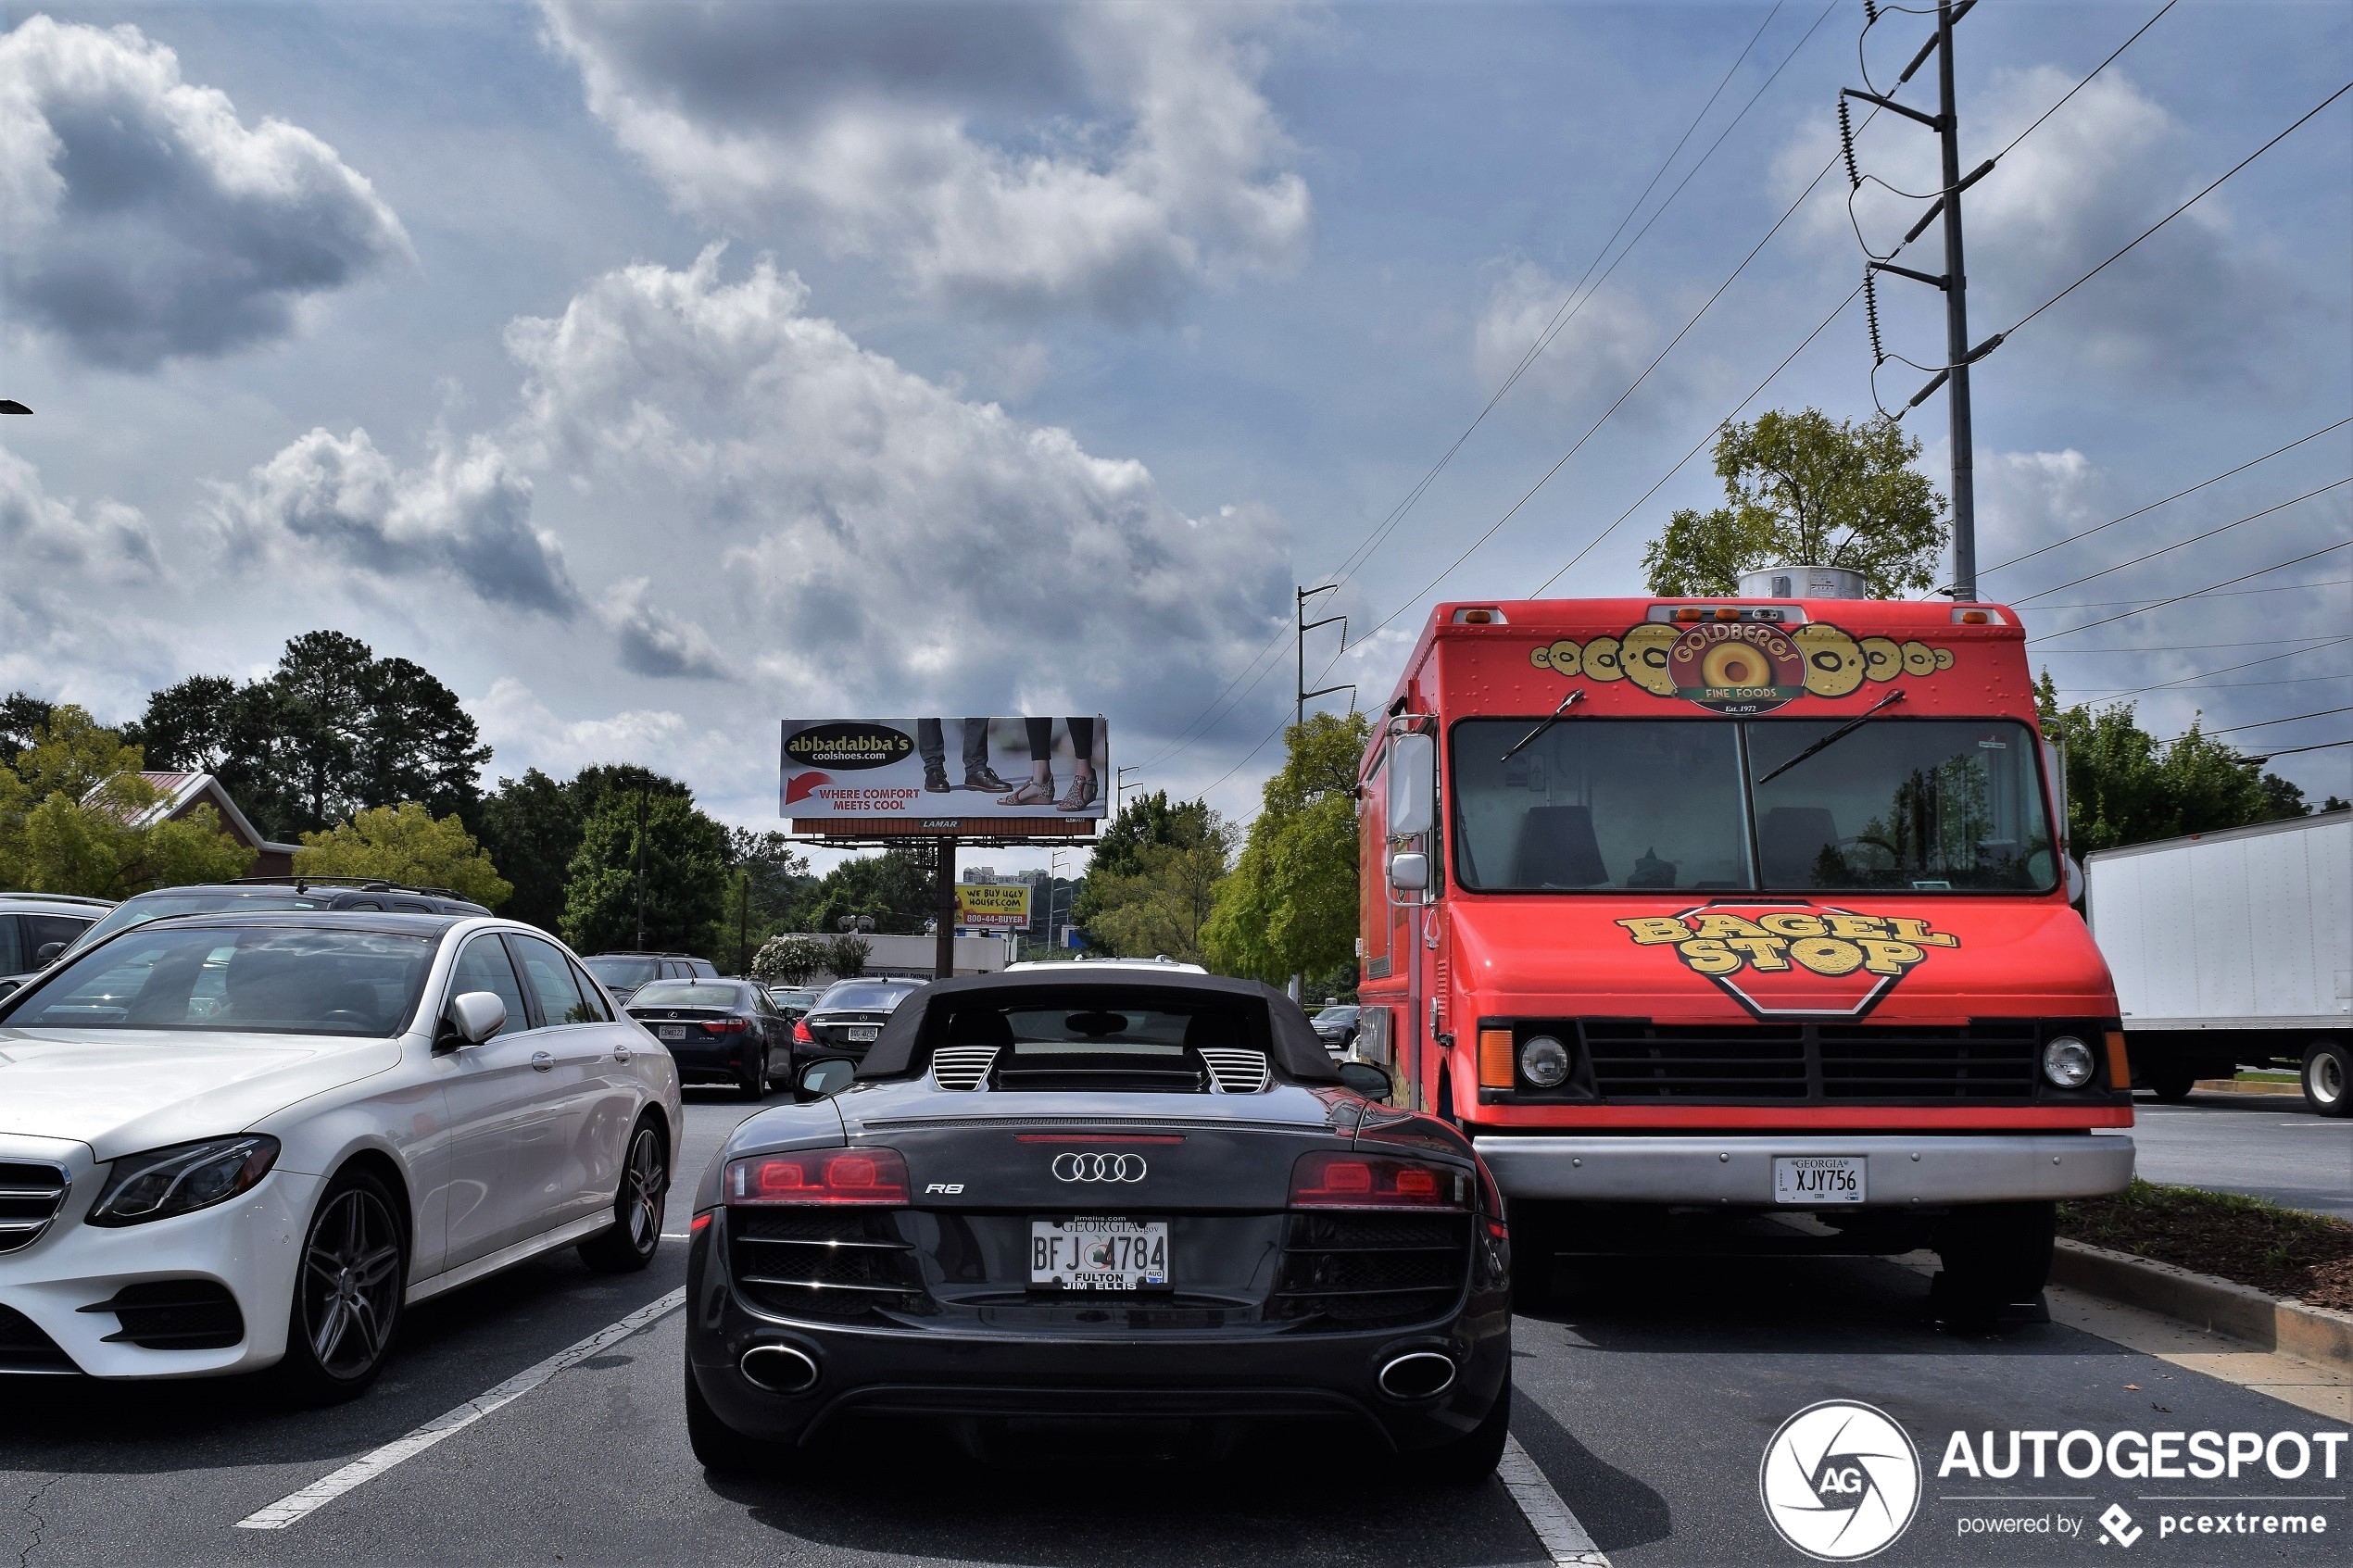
[2123,1092,2353,1219]
[4,1092,2345,1567]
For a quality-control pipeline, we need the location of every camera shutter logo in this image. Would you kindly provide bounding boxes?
[1051,1152,1147,1183]
[1758,1400,1921,1561]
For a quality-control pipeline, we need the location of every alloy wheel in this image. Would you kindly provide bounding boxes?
[623,1126,667,1251]
[302,1187,402,1379]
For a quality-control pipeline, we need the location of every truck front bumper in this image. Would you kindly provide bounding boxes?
[1472,1132,2133,1206]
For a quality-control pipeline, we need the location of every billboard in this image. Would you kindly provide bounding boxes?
[781,718,1109,822]
[954,883,1033,930]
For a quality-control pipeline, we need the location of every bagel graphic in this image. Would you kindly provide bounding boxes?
[1620,623,1679,696]
[1529,620,1955,714]
[1793,623,1866,697]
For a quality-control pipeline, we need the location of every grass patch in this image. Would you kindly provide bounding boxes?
[2057,1179,2353,1312]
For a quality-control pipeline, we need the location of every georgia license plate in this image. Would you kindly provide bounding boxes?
[1030,1218,1169,1290]
[1774,1155,1866,1203]
[658,1025,686,1040]
[847,1025,879,1043]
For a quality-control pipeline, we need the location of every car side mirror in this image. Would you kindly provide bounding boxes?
[440,990,507,1050]
[1338,1061,1393,1102]
[797,1059,855,1101]
[33,942,65,965]
[1388,851,1428,891]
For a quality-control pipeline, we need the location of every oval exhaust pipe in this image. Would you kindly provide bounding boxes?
[739,1344,820,1395]
[1378,1351,1456,1400]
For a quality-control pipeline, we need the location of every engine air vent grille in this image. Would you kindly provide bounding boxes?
[931,1047,999,1091]
[1198,1048,1271,1094]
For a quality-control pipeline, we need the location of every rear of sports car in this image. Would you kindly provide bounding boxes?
[684,977,1510,1466]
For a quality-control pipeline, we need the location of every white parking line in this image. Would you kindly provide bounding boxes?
[236,1287,686,1530]
[1498,1433,1612,1567]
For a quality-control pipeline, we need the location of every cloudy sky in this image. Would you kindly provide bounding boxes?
[3,0,2347,867]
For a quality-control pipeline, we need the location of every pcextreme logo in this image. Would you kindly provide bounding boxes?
[1530,620,1956,715]
[1617,902,1959,1019]
[1759,1400,1922,1561]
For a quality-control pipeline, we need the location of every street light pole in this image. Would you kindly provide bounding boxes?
[634,789,648,952]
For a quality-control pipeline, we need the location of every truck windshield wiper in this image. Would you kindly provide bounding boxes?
[1501,689,1584,762]
[1754,688,1906,785]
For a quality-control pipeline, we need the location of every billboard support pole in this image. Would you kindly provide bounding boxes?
[934,835,957,981]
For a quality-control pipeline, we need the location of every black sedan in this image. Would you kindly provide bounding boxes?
[682,969,1513,1478]
[790,976,924,1072]
[627,979,792,1098]
[1310,1004,1361,1056]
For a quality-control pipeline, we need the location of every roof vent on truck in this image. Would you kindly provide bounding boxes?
[1736,565,1866,599]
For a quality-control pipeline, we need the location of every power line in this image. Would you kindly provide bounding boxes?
[2056,637,2351,701]
[2012,478,2353,602]
[2245,738,2352,760]
[2157,707,2353,745]
[1982,419,2352,576]
[2055,675,2353,693]
[2042,637,2353,653]
[2025,575,2349,612]
[2030,540,2353,641]
[2006,81,2352,339]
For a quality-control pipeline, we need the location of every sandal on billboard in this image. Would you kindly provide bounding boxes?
[1056,774,1099,813]
[998,776,1056,807]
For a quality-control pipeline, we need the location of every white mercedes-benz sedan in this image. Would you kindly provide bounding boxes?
[0,911,683,1401]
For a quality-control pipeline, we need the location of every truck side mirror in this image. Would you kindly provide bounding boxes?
[1388,732,1434,836]
[1388,851,1429,891]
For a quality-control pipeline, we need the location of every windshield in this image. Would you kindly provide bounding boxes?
[64,892,336,960]
[768,988,819,1009]
[583,955,661,988]
[817,981,918,1010]
[1,925,434,1036]
[628,981,742,1010]
[1451,718,2055,894]
[1315,1007,1358,1024]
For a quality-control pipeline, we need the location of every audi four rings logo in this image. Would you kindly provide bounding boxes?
[1051,1152,1147,1183]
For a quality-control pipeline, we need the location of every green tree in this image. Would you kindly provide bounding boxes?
[751,934,830,986]
[1202,711,1369,983]
[1070,790,1219,931]
[474,770,584,932]
[2034,672,2310,851]
[789,848,939,936]
[824,935,872,979]
[560,790,728,956]
[1641,408,1949,596]
[0,708,256,897]
[1088,836,1234,964]
[295,801,514,908]
[0,692,57,770]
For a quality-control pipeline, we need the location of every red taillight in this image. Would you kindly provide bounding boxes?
[792,1018,813,1043]
[726,1148,909,1206]
[1290,1150,1469,1210]
[704,1017,749,1033]
[689,1210,712,1234]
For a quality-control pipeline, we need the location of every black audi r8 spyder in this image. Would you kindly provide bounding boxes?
[681,968,1513,1477]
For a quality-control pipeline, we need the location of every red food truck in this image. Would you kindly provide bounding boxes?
[1355,591,2134,1313]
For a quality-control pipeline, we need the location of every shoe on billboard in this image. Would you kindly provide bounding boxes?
[999,777,1056,807]
[1056,775,1098,812]
[963,768,1012,792]
[924,764,951,793]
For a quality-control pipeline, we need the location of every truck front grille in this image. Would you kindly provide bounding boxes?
[1572,1020,2045,1103]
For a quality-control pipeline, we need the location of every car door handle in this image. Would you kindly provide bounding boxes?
[531,1051,555,1072]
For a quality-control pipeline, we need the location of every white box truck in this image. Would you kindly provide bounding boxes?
[2085,809,2351,1115]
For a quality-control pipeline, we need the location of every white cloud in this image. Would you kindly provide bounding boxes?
[208,426,581,616]
[0,16,410,369]
[598,576,732,680]
[538,0,1311,320]
[498,245,1290,726]
[1784,67,2298,385]
[469,675,690,776]
[1977,446,2106,573]
[0,442,159,579]
[1473,259,1657,412]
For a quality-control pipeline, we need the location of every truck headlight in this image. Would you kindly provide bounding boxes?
[1519,1035,1570,1088]
[2042,1036,2095,1089]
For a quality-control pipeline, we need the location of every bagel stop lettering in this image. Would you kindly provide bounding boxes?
[1617,910,1960,980]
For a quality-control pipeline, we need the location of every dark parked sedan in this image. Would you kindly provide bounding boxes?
[682,969,1513,1478]
[1310,1004,1361,1056]
[790,976,924,1069]
[627,979,791,1098]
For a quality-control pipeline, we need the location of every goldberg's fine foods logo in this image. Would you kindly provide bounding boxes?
[1759,1401,1921,1562]
[1529,620,1956,715]
[1617,903,1959,1019]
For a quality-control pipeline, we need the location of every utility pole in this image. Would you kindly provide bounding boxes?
[1115,764,1139,814]
[1845,0,1996,602]
[1295,584,1353,731]
[633,788,648,952]
[934,835,957,982]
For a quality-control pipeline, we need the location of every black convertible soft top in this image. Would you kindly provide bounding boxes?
[857,967,1341,1085]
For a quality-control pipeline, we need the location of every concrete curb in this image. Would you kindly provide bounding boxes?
[2052,1238,2353,1369]
[2190,1079,2303,1097]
